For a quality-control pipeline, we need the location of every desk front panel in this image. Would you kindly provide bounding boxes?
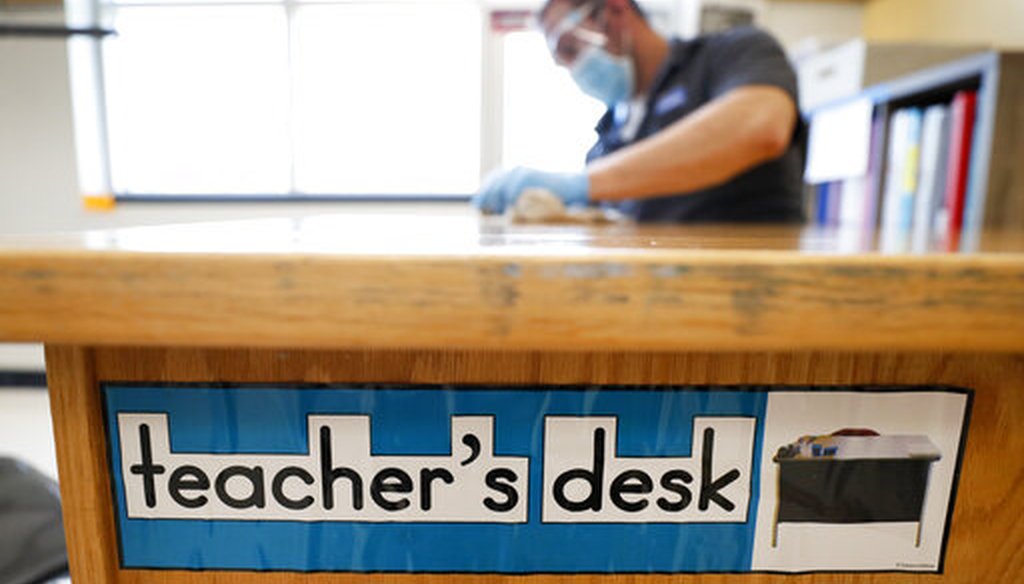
[45,348,1022,583]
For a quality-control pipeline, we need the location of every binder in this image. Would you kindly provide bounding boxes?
[881,110,907,235]
[815,182,831,226]
[827,181,843,226]
[861,111,887,233]
[941,90,978,244]
[898,108,924,233]
[912,105,951,252]
[880,109,922,251]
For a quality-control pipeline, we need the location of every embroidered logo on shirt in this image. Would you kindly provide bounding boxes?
[655,86,689,116]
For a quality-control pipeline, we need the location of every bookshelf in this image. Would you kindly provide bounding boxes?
[807,51,1024,252]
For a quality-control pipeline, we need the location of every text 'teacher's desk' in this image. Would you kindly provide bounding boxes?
[1,215,1022,582]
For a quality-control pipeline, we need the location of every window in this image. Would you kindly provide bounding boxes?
[501,30,605,172]
[290,3,481,195]
[75,0,680,199]
[104,5,291,195]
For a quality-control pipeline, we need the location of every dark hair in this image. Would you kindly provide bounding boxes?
[539,0,646,21]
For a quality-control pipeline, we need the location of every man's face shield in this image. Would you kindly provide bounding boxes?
[541,2,608,67]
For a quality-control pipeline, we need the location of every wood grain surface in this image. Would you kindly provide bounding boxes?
[46,346,120,583]
[983,54,1024,232]
[1,245,1022,352]
[48,345,1024,583]
[3,220,1024,352]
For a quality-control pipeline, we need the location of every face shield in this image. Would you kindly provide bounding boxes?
[542,2,610,67]
[540,2,635,106]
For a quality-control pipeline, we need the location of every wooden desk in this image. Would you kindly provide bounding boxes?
[1,215,1022,582]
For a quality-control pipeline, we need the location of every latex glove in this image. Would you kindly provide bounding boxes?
[473,167,589,215]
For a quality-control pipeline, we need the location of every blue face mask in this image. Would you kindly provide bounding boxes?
[569,43,635,107]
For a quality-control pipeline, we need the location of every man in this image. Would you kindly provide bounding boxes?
[474,0,805,223]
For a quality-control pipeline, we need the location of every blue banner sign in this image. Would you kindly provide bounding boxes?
[103,385,969,574]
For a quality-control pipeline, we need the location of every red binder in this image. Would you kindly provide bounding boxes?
[943,90,978,245]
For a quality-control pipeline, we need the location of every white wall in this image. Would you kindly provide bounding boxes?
[0,9,83,234]
[0,343,44,370]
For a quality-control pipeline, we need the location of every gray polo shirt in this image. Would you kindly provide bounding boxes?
[586,27,806,223]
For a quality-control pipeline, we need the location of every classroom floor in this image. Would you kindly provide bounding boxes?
[0,386,70,584]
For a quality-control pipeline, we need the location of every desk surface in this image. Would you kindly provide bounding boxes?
[1,215,1023,351]
[3,214,1024,255]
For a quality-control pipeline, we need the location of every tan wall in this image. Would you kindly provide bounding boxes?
[763,0,866,51]
[864,0,1024,49]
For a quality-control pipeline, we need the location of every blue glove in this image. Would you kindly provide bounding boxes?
[473,167,590,215]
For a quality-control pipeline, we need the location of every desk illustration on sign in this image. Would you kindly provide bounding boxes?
[771,430,942,548]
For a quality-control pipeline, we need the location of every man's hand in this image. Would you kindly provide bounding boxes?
[473,167,590,215]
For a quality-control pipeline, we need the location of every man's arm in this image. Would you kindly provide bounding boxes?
[587,85,798,202]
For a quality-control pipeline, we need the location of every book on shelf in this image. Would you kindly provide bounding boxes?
[814,182,829,226]
[861,111,887,234]
[937,90,978,247]
[879,109,906,240]
[912,104,952,252]
[880,107,922,250]
[840,175,867,228]
[827,180,843,226]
